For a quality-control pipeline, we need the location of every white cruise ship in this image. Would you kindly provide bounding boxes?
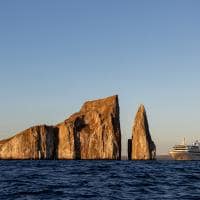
[169,139,200,160]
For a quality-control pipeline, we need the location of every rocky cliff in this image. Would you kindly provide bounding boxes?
[0,95,121,160]
[0,125,57,159]
[131,105,156,160]
[56,95,121,159]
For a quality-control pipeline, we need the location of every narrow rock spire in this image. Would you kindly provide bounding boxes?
[131,104,156,160]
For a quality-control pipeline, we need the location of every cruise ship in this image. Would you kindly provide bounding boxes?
[169,139,200,160]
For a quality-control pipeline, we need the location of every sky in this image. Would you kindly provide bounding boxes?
[0,0,200,155]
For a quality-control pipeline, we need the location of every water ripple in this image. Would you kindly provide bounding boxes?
[0,160,200,199]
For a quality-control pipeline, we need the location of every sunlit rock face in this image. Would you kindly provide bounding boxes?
[0,95,121,160]
[57,95,121,160]
[131,105,156,160]
[0,125,57,159]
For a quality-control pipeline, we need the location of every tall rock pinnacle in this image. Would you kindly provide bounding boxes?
[131,105,156,160]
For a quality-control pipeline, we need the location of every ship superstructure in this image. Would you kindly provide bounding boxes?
[169,139,200,160]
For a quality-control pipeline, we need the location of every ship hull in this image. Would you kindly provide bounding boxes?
[169,151,200,160]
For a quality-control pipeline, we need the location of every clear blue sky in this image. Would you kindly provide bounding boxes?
[0,1,200,155]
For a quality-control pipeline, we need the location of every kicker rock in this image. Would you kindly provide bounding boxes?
[57,95,121,159]
[0,95,121,160]
[0,125,57,159]
[131,105,156,160]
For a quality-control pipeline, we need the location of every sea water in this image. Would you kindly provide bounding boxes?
[0,160,200,200]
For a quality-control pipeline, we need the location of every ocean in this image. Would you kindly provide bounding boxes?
[0,160,200,200]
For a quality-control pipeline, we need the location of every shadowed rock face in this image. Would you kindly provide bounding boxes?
[56,95,121,159]
[127,139,132,160]
[0,95,121,160]
[131,105,156,160]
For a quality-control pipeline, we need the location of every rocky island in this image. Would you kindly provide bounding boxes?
[0,95,121,160]
[128,105,156,160]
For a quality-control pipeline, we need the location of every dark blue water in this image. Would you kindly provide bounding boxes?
[0,161,200,200]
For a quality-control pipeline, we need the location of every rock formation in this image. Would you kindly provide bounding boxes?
[56,95,121,159]
[0,125,58,159]
[127,139,132,160]
[0,95,121,160]
[131,105,156,160]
